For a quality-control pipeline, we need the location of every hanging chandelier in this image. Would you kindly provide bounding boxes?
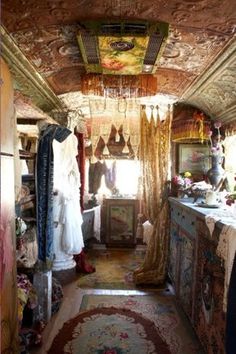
[81,74,158,99]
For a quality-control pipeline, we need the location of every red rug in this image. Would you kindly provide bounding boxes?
[48,307,171,354]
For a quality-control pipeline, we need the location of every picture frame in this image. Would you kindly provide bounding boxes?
[105,198,138,247]
[178,144,210,174]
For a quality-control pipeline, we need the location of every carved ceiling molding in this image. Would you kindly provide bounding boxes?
[46,66,84,95]
[14,90,52,119]
[2,0,236,107]
[11,25,83,78]
[0,25,65,112]
[155,68,195,97]
[160,26,230,75]
[182,38,236,122]
[2,0,236,34]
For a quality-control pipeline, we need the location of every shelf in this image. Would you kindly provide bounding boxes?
[19,149,36,160]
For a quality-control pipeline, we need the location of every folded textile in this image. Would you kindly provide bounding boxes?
[205,214,221,237]
[216,224,236,312]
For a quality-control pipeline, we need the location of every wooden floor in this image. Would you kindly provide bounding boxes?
[33,284,152,353]
[31,245,169,353]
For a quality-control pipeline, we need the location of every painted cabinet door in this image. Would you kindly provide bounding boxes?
[194,233,226,354]
[178,229,195,320]
[82,209,95,242]
[168,219,180,293]
[105,198,138,247]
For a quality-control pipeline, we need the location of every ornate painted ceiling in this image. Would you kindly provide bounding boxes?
[1,0,236,122]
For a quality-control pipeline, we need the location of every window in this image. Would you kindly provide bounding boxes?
[96,159,140,197]
[224,135,236,191]
[115,159,140,196]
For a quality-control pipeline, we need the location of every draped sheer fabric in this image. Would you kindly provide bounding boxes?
[133,105,172,285]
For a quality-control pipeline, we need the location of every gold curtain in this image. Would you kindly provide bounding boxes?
[134,105,172,285]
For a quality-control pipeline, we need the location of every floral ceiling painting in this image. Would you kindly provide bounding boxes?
[99,36,149,75]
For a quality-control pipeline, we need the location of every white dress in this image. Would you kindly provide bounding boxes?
[53,133,84,256]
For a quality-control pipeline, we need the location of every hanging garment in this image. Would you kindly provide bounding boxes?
[37,124,71,266]
[53,133,84,255]
[88,160,106,194]
[104,160,117,191]
[75,132,85,211]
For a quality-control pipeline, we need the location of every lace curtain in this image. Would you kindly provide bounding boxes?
[134,105,172,285]
[89,98,140,159]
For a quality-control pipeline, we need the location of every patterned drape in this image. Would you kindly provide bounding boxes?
[134,105,172,285]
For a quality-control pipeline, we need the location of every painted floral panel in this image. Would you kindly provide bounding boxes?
[98,36,149,75]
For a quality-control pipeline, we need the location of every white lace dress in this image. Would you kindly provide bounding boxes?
[53,133,84,255]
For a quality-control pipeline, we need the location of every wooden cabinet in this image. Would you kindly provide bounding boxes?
[178,228,196,319]
[103,198,138,247]
[82,209,95,242]
[169,198,226,354]
[169,202,197,321]
[194,219,226,354]
[169,219,180,290]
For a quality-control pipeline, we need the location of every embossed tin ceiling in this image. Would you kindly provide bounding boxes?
[1,0,236,121]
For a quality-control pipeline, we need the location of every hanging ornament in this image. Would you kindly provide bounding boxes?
[122,142,130,154]
[103,144,110,155]
[115,129,120,142]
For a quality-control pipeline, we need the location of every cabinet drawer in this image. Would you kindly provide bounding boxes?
[180,210,196,238]
[170,205,183,225]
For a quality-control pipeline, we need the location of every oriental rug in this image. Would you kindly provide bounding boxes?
[48,293,204,354]
[77,248,147,289]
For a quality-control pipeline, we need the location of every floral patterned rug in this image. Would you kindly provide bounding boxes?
[77,249,147,289]
[48,306,171,354]
[48,292,204,354]
[78,293,205,354]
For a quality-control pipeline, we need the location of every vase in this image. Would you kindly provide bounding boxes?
[207,155,225,188]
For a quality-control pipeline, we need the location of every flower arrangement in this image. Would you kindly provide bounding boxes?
[225,193,236,206]
[207,121,224,157]
[225,176,236,206]
[172,171,192,190]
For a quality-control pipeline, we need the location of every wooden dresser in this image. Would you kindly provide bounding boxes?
[169,197,227,354]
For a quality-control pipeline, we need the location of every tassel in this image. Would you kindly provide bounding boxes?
[115,131,120,142]
[103,144,110,155]
[122,143,130,154]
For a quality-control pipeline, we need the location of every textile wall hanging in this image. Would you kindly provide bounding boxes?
[134,105,172,285]
[89,98,140,161]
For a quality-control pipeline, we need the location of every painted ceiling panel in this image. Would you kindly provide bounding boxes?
[1,0,236,120]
